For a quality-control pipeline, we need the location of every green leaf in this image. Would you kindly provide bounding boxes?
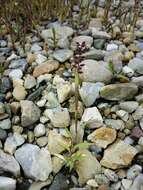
[73,142,93,150]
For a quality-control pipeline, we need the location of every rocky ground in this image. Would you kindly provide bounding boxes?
[1,2,143,190]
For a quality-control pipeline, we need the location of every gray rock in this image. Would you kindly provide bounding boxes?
[9,69,23,80]
[123,66,134,77]
[127,164,142,180]
[71,36,93,50]
[128,58,143,74]
[15,144,52,181]
[132,106,143,120]
[132,76,143,87]
[28,179,51,190]
[34,124,45,137]
[0,149,20,176]
[0,118,11,130]
[81,60,113,83]
[41,26,74,41]
[106,43,118,51]
[57,38,69,49]
[94,39,106,49]
[0,128,7,140]
[119,101,139,113]
[24,75,36,89]
[81,107,103,128]
[53,49,73,63]
[35,54,47,65]
[92,29,111,39]
[0,77,12,93]
[9,59,27,71]
[105,119,125,130]
[82,49,105,60]
[4,133,25,154]
[21,100,41,127]
[0,177,16,190]
[79,82,104,107]
[104,169,118,182]
[44,108,70,128]
[31,43,42,52]
[130,174,143,190]
[94,174,109,185]
[100,83,138,101]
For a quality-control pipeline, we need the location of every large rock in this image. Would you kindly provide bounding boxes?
[79,82,104,107]
[0,177,16,190]
[15,144,52,181]
[128,57,143,74]
[20,100,41,127]
[33,60,59,77]
[41,26,74,40]
[53,49,73,63]
[75,149,101,184]
[100,140,138,169]
[81,60,113,83]
[0,149,20,176]
[87,127,117,148]
[48,130,71,154]
[71,36,93,50]
[100,83,138,101]
[81,107,103,128]
[44,108,70,128]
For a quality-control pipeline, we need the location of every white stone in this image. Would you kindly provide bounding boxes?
[24,75,36,89]
[9,69,23,80]
[81,107,103,128]
[106,44,118,51]
[0,177,16,190]
[123,66,134,77]
[34,124,46,137]
[35,54,47,65]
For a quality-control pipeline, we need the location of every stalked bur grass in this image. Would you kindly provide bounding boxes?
[71,42,89,144]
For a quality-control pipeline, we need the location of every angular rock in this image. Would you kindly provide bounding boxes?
[13,85,27,101]
[20,100,41,127]
[24,75,36,89]
[15,144,52,181]
[92,29,111,39]
[53,49,73,63]
[132,76,143,87]
[100,83,138,101]
[35,54,47,65]
[9,69,23,80]
[100,140,138,169]
[9,58,27,71]
[0,118,11,130]
[87,127,117,148]
[0,149,20,176]
[0,177,16,190]
[56,82,72,103]
[71,36,93,50]
[33,60,59,77]
[75,149,101,184]
[105,119,125,130]
[4,132,25,154]
[81,107,103,128]
[44,108,70,128]
[48,130,71,154]
[81,60,113,83]
[79,82,104,107]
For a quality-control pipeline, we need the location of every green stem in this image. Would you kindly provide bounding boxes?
[74,68,79,144]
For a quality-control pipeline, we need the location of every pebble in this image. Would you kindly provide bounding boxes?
[24,75,36,89]
[12,85,27,100]
[127,164,142,180]
[53,49,73,63]
[9,69,23,80]
[34,124,46,137]
[0,118,11,129]
[106,44,118,51]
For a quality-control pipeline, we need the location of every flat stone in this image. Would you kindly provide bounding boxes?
[35,54,47,65]
[0,177,16,190]
[132,76,143,87]
[105,119,125,130]
[119,101,139,113]
[33,60,59,77]
[100,83,138,101]
[21,100,41,127]
[81,60,113,83]
[92,29,111,39]
[44,108,70,128]
[130,174,143,190]
[0,149,20,176]
[71,36,93,50]
[79,82,104,107]
[15,144,52,181]
[82,49,105,60]
[87,127,117,148]
[75,149,101,184]
[9,59,27,71]
[81,107,103,128]
[100,140,138,169]
[34,124,46,137]
[53,49,73,63]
